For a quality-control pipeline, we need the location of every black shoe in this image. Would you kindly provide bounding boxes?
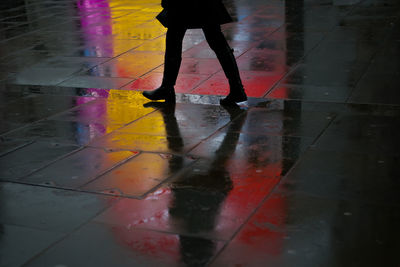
[142,86,175,102]
[220,87,247,105]
[143,101,176,113]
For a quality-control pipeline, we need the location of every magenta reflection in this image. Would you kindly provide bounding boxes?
[77,0,113,57]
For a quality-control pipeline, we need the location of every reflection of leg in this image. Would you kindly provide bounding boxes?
[143,101,183,153]
[179,236,216,267]
[203,26,247,105]
[143,27,186,102]
[214,105,247,166]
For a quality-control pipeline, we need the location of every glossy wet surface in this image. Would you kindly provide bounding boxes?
[1,0,400,266]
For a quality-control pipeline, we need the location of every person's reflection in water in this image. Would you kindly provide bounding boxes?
[145,101,247,266]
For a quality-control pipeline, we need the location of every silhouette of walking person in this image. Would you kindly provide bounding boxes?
[142,0,247,105]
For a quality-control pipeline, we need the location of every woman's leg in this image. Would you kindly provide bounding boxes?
[163,27,186,87]
[203,25,247,105]
[143,27,186,101]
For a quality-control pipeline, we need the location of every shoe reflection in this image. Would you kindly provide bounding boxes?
[145,101,247,265]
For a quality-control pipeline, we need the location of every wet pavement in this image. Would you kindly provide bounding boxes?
[1,0,400,266]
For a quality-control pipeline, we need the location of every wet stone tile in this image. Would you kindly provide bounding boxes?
[123,72,209,94]
[0,50,52,73]
[182,40,250,59]
[191,71,283,98]
[304,5,352,19]
[0,36,39,58]
[174,74,211,94]
[133,36,166,52]
[222,105,335,138]
[66,39,143,57]
[0,67,12,81]
[168,158,283,234]
[282,63,368,87]
[58,75,134,89]
[90,102,234,153]
[81,153,194,198]
[23,148,138,189]
[1,84,110,98]
[315,113,400,154]
[241,71,284,97]
[47,100,111,123]
[278,149,400,204]
[349,4,400,17]
[30,56,109,69]
[348,73,400,105]
[0,121,25,135]
[267,84,352,102]
[72,87,111,98]
[238,13,285,28]
[182,32,206,51]
[87,51,164,79]
[237,48,292,72]
[387,22,400,41]
[305,41,377,64]
[116,24,165,40]
[258,30,325,53]
[26,222,224,267]
[368,45,400,75]
[190,133,312,173]
[342,103,400,116]
[0,141,78,180]
[0,182,114,233]
[11,67,80,86]
[94,161,278,241]
[223,26,274,42]
[175,94,223,106]
[326,24,389,43]
[48,95,156,127]
[178,58,222,75]
[3,120,108,146]
[0,138,32,157]
[0,84,56,99]
[190,74,231,96]
[0,94,96,125]
[0,224,63,267]
[0,84,32,107]
[118,102,232,137]
[27,42,83,57]
[89,131,202,154]
[286,18,338,33]
[211,191,400,267]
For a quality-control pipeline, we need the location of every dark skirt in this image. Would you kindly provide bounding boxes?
[156,0,233,29]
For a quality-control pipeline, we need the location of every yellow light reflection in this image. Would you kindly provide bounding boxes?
[107,133,170,152]
[84,0,173,202]
[105,90,158,132]
[110,0,166,42]
[84,153,170,196]
[118,112,167,136]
